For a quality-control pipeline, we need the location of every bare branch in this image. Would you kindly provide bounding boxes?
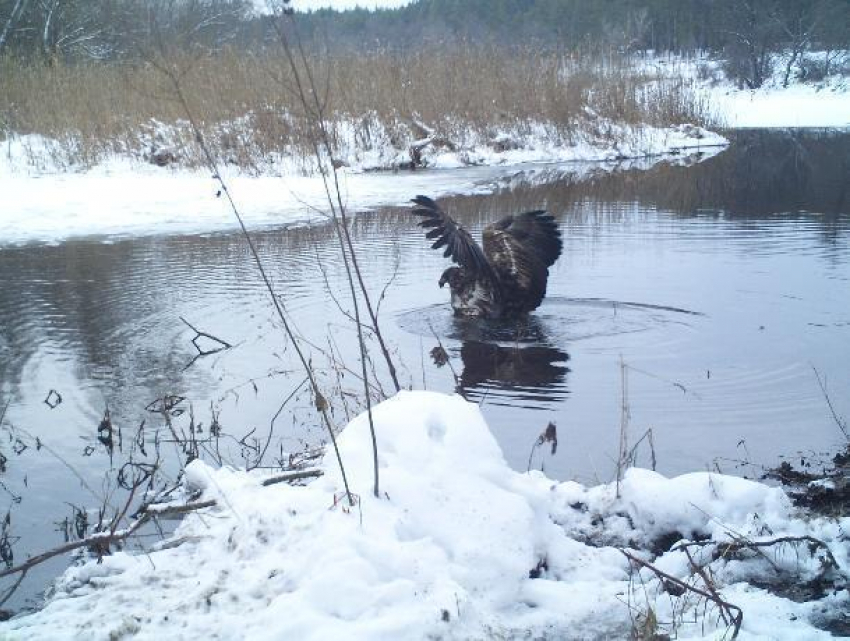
[620,549,743,639]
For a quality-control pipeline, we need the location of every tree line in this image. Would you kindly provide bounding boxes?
[2,0,848,87]
[0,0,255,60]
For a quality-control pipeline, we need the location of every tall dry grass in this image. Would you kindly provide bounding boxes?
[0,45,717,170]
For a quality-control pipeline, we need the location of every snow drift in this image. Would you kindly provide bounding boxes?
[3,392,847,640]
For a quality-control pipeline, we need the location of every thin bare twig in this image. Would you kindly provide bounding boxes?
[676,534,839,571]
[812,365,849,441]
[683,547,729,627]
[148,55,354,506]
[272,11,384,497]
[252,377,309,471]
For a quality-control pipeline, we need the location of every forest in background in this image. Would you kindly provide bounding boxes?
[1,0,849,86]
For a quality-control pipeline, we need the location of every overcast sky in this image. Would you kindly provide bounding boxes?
[255,0,415,12]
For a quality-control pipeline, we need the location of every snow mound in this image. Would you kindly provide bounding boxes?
[3,392,846,640]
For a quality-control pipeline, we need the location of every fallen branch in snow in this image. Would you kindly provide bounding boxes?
[407,119,457,169]
[677,534,840,571]
[261,468,323,487]
[0,499,212,582]
[620,549,743,639]
[683,547,732,628]
[0,468,322,582]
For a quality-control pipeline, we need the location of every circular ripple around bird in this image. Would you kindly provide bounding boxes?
[396,297,703,346]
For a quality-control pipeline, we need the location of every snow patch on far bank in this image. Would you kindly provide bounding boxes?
[641,53,850,129]
[3,392,846,640]
[0,122,725,246]
[709,75,850,129]
[711,85,850,129]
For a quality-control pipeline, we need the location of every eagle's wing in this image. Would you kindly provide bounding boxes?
[482,211,562,312]
[411,195,496,281]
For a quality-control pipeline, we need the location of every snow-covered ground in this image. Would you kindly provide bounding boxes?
[644,53,850,129]
[2,392,846,640]
[0,122,724,246]
[707,66,850,129]
[711,81,850,128]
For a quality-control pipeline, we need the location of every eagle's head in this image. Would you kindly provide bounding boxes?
[438,266,467,289]
[439,266,500,317]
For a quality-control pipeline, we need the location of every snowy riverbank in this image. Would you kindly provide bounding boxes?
[1,122,724,246]
[2,392,847,640]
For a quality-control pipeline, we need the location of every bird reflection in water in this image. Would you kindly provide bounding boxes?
[446,316,571,409]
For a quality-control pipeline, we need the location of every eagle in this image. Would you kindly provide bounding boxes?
[411,195,563,319]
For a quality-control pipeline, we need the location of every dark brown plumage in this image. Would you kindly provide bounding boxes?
[411,195,563,318]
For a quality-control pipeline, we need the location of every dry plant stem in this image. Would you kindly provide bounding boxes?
[683,547,730,627]
[253,376,309,472]
[155,62,354,507]
[286,24,382,496]
[620,549,743,639]
[275,15,381,498]
[617,355,629,498]
[812,365,849,441]
[280,14,401,395]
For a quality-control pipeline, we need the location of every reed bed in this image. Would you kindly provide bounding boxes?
[0,45,716,170]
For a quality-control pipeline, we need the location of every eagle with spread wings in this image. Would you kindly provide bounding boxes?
[411,195,562,319]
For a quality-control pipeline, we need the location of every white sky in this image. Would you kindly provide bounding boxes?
[255,0,415,12]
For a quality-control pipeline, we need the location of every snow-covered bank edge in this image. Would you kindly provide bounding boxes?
[3,392,847,640]
[0,122,726,246]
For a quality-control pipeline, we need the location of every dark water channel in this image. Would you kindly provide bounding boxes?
[1,129,849,612]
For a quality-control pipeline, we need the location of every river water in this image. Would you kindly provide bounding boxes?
[1,128,849,611]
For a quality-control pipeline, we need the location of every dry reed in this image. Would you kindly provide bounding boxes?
[0,45,716,169]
